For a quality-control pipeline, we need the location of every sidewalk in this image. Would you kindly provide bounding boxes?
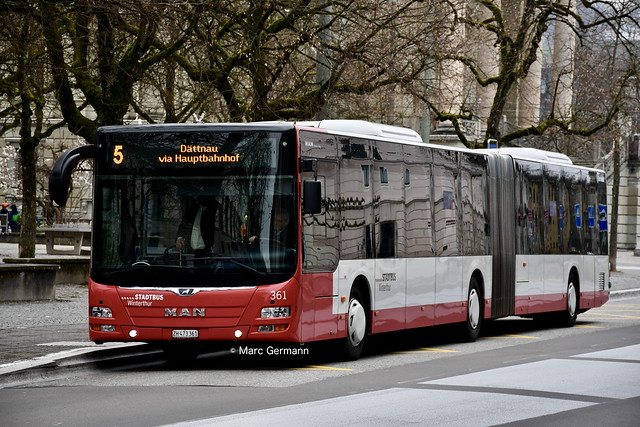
[1,243,639,367]
[0,243,91,366]
[609,249,640,295]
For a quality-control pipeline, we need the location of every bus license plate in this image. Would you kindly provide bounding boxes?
[172,329,198,339]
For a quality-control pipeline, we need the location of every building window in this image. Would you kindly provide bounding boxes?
[362,165,370,187]
[379,166,388,184]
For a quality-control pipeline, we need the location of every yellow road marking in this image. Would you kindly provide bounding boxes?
[291,365,353,371]
[483,334,539,339]
[604,304,640,308]
[393,347,460,354]
[505,334,539,339]
[584,312,640,320]
[420,347,460,352]
[574,325,604,329]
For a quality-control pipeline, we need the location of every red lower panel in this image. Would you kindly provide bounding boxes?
[370,301,467,334]
[484,299,492,319]
[313,296,339,340]
[300,272,338,342]
[371,308,405,334]
[515,294,563,315]
[580,290,609,310]
[406,305,436,329]
[434,302,466,326]
[515,290,609,315]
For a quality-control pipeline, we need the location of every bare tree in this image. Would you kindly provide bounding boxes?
[172,1,439,122]
[0,6,66,257]
[406,0,640,148]
[35,0,201,141]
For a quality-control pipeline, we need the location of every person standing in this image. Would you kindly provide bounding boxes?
[0,203,8,233]
[8,204,20,232]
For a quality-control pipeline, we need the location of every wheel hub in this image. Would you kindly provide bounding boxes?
[347,299,366,347]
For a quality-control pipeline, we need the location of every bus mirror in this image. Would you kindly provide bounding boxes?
[301,158,317,173]
[303,180,322,215]
[49,145,94,207]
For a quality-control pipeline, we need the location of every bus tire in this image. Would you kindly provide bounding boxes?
[462,277,482,342]
[561,274,578,327]
[340,288,368,361]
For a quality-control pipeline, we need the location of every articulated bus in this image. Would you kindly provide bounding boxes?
[49,120,610,360]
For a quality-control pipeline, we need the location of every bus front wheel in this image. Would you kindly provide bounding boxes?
[340,288,368,361]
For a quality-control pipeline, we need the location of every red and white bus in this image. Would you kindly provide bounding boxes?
[49,120,610,360]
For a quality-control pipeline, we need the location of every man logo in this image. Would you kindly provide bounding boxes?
[178,288,196,296]
[165,308,206,317]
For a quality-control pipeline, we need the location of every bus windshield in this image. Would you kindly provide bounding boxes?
[92,128,297,287]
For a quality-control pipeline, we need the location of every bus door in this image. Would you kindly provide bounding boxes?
[299,131,340,342]
[336,137,376,334]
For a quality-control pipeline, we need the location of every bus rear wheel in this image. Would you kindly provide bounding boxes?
[340,288,368,361]
[462,277,482,342]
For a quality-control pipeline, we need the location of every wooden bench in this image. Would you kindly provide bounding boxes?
[44,227,91,255]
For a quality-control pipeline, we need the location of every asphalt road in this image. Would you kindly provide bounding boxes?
[1,245,640,425]
[1,295,639,426]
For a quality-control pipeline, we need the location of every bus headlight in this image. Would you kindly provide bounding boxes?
[260,307,290,318]
[91,307,113,318]
[91,324,116,332]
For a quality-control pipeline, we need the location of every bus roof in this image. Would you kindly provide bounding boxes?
[295,120,423,144]
[97,122,296,134]
[98,121,423,144]
[485,147,573,165]
[98,122,597,171]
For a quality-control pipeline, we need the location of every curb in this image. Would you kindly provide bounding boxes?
[610,288,640,299]
[0,343,161,388]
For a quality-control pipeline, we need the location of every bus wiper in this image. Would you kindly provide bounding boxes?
[104,264,183,279]
[194,256,267,278]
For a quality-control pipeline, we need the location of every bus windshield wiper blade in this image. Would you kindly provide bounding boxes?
[103,264,185,278]
[193,256,267,278]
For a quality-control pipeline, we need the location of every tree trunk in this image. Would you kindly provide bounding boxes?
[609,136,620,272]
[484,74,517,146]
[18,143,37,258]
[16,23,37,259]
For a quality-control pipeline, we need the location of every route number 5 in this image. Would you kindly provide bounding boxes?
[113,145,124,165]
